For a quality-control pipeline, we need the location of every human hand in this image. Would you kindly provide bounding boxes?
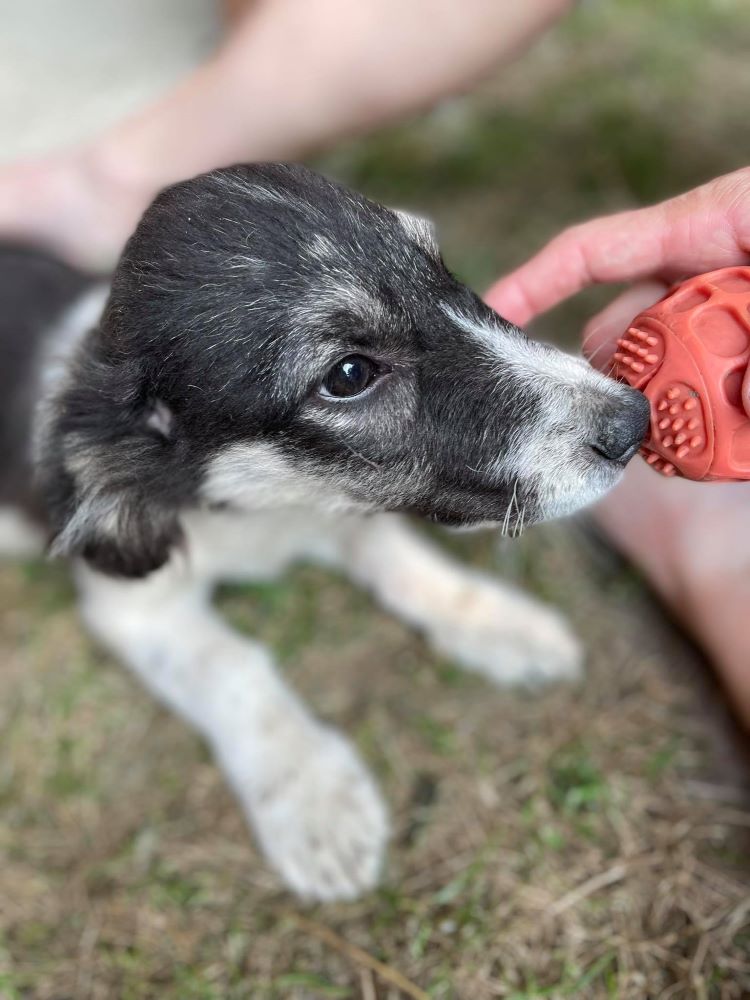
[485,168,750,414]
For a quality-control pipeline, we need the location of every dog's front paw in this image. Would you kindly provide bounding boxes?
[429,581,583,687]
[246,728,388,901]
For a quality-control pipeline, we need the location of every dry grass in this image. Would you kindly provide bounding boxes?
[2,529,748,999]
[2,1,750,997]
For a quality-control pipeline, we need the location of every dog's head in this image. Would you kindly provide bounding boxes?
[38,163,648,576]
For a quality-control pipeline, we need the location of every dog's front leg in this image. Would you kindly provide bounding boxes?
[343,514,583,686]
[75,562,387,901]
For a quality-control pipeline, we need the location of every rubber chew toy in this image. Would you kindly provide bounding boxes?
[610,266,750,481]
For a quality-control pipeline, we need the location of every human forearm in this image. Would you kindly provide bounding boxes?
[96,0,574,191]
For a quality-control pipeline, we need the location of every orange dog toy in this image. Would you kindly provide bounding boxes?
[610,266,750,481]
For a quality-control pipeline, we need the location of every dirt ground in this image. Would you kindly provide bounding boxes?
[2,2,750,998]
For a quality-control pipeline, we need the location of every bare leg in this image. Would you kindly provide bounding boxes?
[339,514,582,685]
[594,460,750,728]
[0,0,573,269]
[76,559,387,900]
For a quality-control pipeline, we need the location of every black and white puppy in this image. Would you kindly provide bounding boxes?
[1,164,648,900]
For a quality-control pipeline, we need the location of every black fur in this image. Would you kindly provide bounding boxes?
[5,164,648,577]
[0,244,94,515]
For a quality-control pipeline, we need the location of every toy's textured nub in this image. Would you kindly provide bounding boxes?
[610,266,750,482]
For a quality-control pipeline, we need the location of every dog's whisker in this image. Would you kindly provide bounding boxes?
[512,491,523,539]
[517,502,527,538]
[501,479,518,538]
[584,339,617,369]
[500,485,510,537]
[581,326,607,354]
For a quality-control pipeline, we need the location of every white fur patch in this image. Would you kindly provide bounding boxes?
[441,304,601,390]
[145,399,174,439]
[32,282,110,469]
[394,208,439,257]
[201,441,369,514]
[346,512,582,684]
[39,283,110,395]
[77,557,387,901]
[302,233,337,263]
[292,275,386,333]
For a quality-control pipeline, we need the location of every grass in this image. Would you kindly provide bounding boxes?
[3,1,750,997]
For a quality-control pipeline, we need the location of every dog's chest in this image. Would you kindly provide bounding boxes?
[179,506,343,584]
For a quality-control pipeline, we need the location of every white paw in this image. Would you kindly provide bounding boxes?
[245,728,388,902]
[427,579,583,687]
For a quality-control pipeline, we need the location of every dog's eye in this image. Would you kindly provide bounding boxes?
[320,354,379,399]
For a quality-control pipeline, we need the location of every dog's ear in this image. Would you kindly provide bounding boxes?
[36,332,188,579]
[391,208,439,259]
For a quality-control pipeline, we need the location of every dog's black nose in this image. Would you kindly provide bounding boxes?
[589,390,650,463]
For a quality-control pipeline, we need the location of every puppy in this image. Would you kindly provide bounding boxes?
[0,163,648,900]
